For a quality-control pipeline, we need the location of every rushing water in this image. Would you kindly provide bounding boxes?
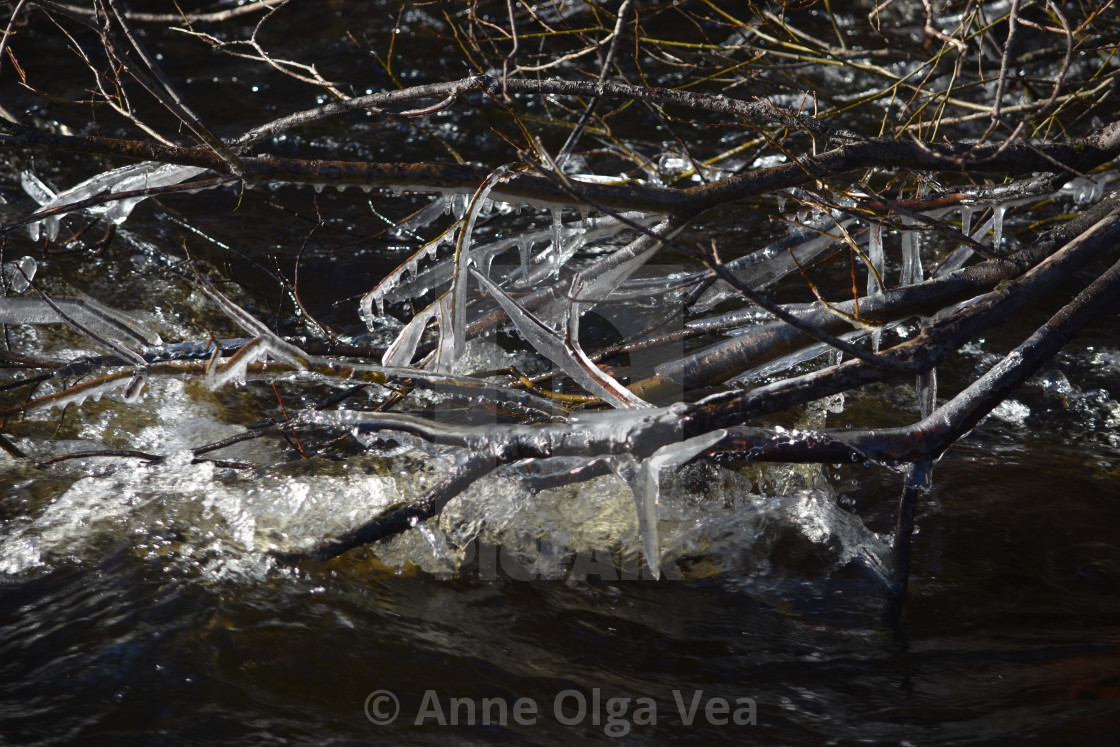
[3,2,1120,744]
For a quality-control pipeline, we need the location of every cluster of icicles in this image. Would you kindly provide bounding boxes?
[6,160,1101,575]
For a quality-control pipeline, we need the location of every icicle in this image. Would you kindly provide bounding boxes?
[899,229,913,286]
[725,329,868,386]
[916,367,937,419]
[450,192,468,219]
[480,248,496,279]
[563,225,668,310]
[548,208,565,277]
[695,220,855,310]
[629,430,726,580]
[566,278,651,409]
[20,172,59,242]
[865,220,887,356]
[359,228,454,327]
[204,332,308,390]
[960,205,972,237]
[1091,176,1106,203]
[866,222,884,297]
[391,196,447,240]
[899,224,922,286]
[890,460,933,596]
[990,204,1006,252]
[518,239,532,277]
[0,296,68,325]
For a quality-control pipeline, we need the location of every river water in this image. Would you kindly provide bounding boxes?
[2,2,1120,744]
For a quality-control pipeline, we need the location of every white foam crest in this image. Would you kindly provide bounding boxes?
[0,450,205,573]
[0,446,415,576]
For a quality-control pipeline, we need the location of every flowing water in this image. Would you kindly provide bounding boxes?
[2,2,1120,744]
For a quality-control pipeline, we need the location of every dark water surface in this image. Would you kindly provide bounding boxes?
[3,2,1120,744]
[4,430,1120,745]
